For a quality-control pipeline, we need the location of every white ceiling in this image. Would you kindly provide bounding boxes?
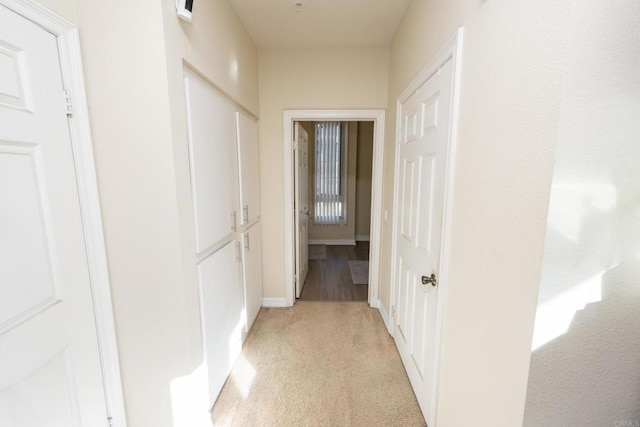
[229,0,412,49]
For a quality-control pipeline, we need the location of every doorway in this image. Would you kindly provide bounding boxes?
[296,121,373,302]
[283,110,385,308]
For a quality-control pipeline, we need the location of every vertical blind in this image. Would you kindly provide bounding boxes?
[314,122,345,225]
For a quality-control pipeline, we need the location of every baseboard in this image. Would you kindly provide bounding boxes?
[262,298,288,308]
[355,235,370,242]
[378,300,393,335]
[308,239,356,246]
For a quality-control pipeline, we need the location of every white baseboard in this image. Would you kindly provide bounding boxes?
[355,235,370,241]
[378,300,393,334]
[262,298,288,308]
[308,239,356,246]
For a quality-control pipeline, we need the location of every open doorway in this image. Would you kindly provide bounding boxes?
[296,121,374,301]
[283,110,385,308]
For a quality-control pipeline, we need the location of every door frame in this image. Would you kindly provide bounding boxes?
[389,28,463,425]
[0,1,126,426]
[283,110,386,307]
[293,122,309,298]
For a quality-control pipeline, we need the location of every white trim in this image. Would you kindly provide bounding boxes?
[390,28,464,427]
[355,235,370,242]
[0,1,126,426]
[308,239,356,246]
[377,300,392,335]
[283,110,385,308]
[262,298,288,308]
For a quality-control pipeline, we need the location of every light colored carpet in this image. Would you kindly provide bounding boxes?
[348,260,369,285]
[308,244,327,260]
[211,302,426,426]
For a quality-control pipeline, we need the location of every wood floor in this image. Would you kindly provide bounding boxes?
[299,241,369,302]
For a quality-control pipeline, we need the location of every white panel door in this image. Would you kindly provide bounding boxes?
[294,123,309,298]
[236,111,260,225]
[184,70,239,254]
[198,241,244,407]
[393,58,454,424]
[0,6,108,426]
[241,223,263,332]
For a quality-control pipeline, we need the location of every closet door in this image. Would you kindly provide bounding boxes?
[184,70,239,253]
[235,111,260,225]
[197,240,244,406]
[241,223,263,332]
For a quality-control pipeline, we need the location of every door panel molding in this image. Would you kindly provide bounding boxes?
[283,109,386,308]
[0,1,126,425]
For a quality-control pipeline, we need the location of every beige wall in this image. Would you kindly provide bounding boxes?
[306,122,358,242]
[525,0,640,424]
[381,0,572,425]
[258,48,389,298]
[355,121,374,239]
[159,0,259,370]
[35,0,76,21]
[158,2,259,425]
[72,2,185,426]
[33,0,259,425]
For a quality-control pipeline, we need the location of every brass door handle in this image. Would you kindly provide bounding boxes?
[421,274,437,287]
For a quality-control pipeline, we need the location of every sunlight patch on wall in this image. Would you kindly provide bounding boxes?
[531,272,603,351]
[170,363,211,427]
[546,183,616,243]
[230,53,239,84]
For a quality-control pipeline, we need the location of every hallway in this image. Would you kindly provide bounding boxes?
[300,242,370,302]
[211,301,425,426]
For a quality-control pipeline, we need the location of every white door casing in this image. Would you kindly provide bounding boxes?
[0,2,124,426]
[294,122,310,298]
[283,110,386,308]
[391,30,463,426]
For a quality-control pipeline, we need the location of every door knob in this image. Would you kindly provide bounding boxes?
[421,274,437,287]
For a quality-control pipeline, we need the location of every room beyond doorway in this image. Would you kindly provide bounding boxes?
[300,242,370,301]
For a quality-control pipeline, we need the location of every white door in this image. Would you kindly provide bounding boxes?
[294,123,310,298]
[184,69,239,253]
[393,58,454,424]
[0,6,109,426]
[241,223,263,332]
[198,240,244,406]
[236,111,261,225]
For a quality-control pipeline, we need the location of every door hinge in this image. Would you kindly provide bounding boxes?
[63,89,73,116]
[396,129,402,141]
[107,416,114,427]
[391,305,396,318]
[293,140,299,150]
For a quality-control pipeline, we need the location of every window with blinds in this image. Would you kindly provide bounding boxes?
[314,122,348,225]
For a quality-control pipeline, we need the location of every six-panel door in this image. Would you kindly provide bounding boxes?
[393,58,454,425]
[0,5,108,425]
